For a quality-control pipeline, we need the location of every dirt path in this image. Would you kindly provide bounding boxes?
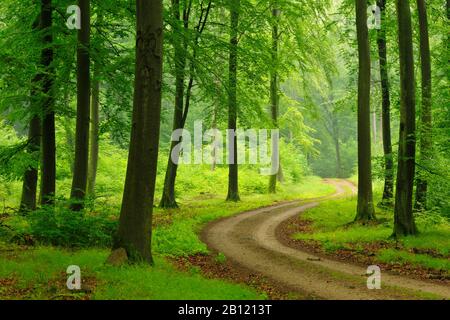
[201,180,450,300]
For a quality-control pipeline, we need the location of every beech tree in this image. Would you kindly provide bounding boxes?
[354,0,375,221]
[226,0,240,202]
[376,0,394,206]
[160,0,212,208]
[414,0,432,210]
[70,0,91,211]
[112,0,164,263]
[19,15,41,213]
[87,59,99,196]
[393,0,417,236]
[40,0,56,206]
[87,13,102,196]
[268,3,280,194]
[159,0,188,209]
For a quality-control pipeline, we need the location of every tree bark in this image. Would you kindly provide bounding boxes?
[393,0,417,236]
[372,111,377,145]
[160,1,211,208]
[20,112,41,213]
[87,62,100,196]
[376,0,394,205]
[70,0,91,211]
[40,0,56,206]
[211,95,218,171]
[334,135,342,178]
[20,16,42,214]
[268,4,280,194]
[160,0,188,209]
[448,0,450,19]
[354,0,376,222]
[113,0,164,264]
[62,117,75,174]
[414,0,432,211]
[227,0,240,202]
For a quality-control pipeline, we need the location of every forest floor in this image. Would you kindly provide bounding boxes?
[0,177,334,300]
[193,179,450,300]
[0,178,448,300]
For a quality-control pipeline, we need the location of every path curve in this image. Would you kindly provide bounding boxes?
[201,179,450,300]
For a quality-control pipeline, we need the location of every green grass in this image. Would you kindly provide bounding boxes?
[0,247,263,300]
[400,229,450,256]
[377,249,450,271]
[292,194,450,271]
[0,176,335,299]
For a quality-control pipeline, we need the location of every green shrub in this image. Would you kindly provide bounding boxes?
[28,204,117,248]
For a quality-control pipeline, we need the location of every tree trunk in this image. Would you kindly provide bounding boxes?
[414,0,432,211]
[20,16,41,214]
[448,0,450,19]
[277,164,284,182]
[70,0,91,211]
[354,0,376,222]
[40,0,55,206]
[160,1,211,208]
[372,111,377,145]
[376,0,394,205]
[393,0,417,237]
[62,117,75,174]
[160,0,187,209]
[112,0,164,264]
[211,100,218,171]
[227,0,240,202]
[268,4,280,194]
[20,113,41,213]
[87,63,100,196]
[334,135,342,178]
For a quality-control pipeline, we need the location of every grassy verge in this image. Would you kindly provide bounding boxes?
[292,193,450,272]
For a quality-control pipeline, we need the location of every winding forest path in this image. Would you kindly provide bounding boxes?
[201,179,450,300]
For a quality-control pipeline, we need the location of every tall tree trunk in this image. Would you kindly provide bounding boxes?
[447,0,450,77]
[269,4,280,194]
[62,68,75,174]
[40,0,55,206]
[372,111,377,145]
[448,0,450,19]
[376,0,394,205]
[354,0,376,221]
[160,1,211,208]
[62,117,75,174]
[393,0,417,237]
[87,63,100,196]
[211,98,218,171]
[277,164,284,182]
[414,0,432,211]
[70,0,91,211]
[334,135,342,178]
[20,111,41,213]
[20,16,42,214]
[112,0,164,264]
[160,0,187,209]
[227,0,240,202]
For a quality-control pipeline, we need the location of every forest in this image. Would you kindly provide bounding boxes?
[0,0,448,301]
